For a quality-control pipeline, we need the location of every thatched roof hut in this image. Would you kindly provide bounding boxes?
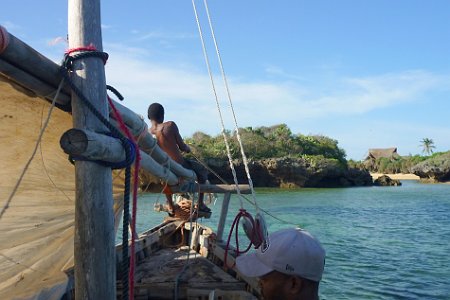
[365,147,399,160]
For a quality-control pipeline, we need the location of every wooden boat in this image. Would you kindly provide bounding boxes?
[0,5,262,299]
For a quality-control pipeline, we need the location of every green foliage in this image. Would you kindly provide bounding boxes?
[348,159,365,169]
[420,138,436,155]
[185,124,347,164]
[295,134,347,164]
[361,154,432,173]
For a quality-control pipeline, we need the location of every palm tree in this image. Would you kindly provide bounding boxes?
[420,138,436,155]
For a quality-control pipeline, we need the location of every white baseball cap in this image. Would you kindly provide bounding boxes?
[235,228,325,282]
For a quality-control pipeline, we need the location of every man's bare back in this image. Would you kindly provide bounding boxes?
[150,121,190,164]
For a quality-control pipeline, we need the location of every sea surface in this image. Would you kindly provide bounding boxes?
[125,180,450,300]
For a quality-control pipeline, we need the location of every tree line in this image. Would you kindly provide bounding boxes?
[184,126,447,174]
[185,123,347,165]
[347,137,445,174]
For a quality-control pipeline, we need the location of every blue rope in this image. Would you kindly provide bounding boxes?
[68,137,136,170]
[61,50,132,300]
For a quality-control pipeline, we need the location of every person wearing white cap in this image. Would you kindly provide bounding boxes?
[235,228,325,300]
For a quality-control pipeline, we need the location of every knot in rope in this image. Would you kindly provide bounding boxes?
[60,48,140,300]
[63,46,108,70]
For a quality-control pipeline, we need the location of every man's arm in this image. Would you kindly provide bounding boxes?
[169,122,191,153]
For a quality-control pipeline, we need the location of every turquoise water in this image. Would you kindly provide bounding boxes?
[129,180,450,299]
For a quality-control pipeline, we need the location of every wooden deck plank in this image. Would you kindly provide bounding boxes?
[132,248,247,299]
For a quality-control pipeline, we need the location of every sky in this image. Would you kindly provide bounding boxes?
[2,1,450,160]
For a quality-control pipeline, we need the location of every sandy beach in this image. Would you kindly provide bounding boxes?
[370,173,420,180]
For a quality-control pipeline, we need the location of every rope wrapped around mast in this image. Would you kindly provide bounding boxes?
[60,47,138,300]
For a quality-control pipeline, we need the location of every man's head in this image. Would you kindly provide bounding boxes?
[148,102,164,123]
[236,228,325,300]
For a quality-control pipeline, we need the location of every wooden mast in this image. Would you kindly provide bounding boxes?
[68,0,116,299]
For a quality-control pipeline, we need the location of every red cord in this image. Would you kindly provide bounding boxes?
[65,44,97,55]
[107,96,141,300]
[223,209,256,269]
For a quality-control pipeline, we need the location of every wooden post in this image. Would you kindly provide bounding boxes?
[217,192,231,241]
[68,1,116,299]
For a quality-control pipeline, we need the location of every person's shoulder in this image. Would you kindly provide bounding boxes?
[164,121,179,129]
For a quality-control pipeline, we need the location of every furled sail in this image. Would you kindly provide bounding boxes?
[0,25,196,299]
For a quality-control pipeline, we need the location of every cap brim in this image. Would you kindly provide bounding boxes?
[235,252,273,277]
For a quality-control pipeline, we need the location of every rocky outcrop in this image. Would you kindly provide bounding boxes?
[412,152,450,182]
[373,175,401,186]
[206,157,373,188]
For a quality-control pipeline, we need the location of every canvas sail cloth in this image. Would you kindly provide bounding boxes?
[0,25,122,300]
[0,76,127,300]
[0,25,197,299]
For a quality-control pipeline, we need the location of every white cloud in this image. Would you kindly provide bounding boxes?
[101,46,449,147]
[101,24,113,30]
[264,65,305,81]
[134,30,196,41]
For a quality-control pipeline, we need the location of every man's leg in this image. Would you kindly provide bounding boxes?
[195,167,210,212]
[165,193,175,215]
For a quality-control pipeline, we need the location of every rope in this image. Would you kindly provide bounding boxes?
[202,0,259,211]
[188,146,228,184]
[107,96,141,300]
[0,25,10,53]
[38,100,73,203]
[191,0,244,209]
[223,209,260,269]
[61,47,135,300]
[0,78,65,220]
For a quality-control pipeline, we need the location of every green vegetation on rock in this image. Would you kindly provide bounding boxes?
[185,124,347,165]
[349,151,447,174]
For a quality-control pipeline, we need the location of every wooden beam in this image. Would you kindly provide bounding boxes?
[212,245,261,296]
[108,99,197,181]
[68,0,115,299]
[217,193,231,241]
[0,26,71,105]
[144,183,251,194]
[60,128,125,162]
[0,59,71,105]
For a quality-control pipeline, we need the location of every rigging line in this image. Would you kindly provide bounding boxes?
[202,0,259,210]
[233,192,301,227]
[188,148,228,184]
[188,146,294,223]
[0,78,65,220]
[191,4,297,227]
[191,0,244,208]
[38,94,73,203]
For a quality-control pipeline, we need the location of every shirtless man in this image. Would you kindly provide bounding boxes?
[148,103,210,216]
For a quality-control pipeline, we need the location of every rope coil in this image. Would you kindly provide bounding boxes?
[223,209,263,269]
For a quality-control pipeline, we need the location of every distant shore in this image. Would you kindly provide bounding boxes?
[370,173,420,180]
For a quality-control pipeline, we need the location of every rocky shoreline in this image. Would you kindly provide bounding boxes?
[140,152,450,190]
[205,157,373,188]
[411,152,450,183]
